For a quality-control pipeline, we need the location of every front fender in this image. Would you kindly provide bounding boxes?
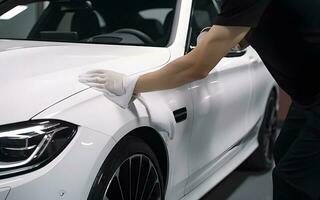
[32,89,172,142]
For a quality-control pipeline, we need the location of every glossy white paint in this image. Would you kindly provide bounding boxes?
[0,187,10,200]
[0,40,170,125]
[0,0,278,199]
[246,46,279,123]
[186,55,252,193]
[33,82,194,200]
[182,125,261,200]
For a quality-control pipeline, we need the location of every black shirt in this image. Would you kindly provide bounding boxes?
[214,0,320,106]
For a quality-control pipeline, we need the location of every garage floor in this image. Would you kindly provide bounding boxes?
[201,167,273,200]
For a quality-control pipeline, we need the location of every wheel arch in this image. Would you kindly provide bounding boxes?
[120,126,170,193]
[270,85,280,112]
[260,85,279,127]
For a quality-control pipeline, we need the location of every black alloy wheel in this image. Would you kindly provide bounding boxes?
[88,136,164,200]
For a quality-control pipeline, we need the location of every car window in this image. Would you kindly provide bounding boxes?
[56,10,105,32]
[0,0,177,47]
[189,0,219,48]
[56,12,73,32]
[0,2,48,39]
[139,8,173,25]
[213,0,222,12]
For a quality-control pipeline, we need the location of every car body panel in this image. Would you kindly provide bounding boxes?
[0,187,10,200]
[0,40,170,125]
[186,53,253,193]
[181,125,261,200]
[246,46,279,125]
[33,65,195,200]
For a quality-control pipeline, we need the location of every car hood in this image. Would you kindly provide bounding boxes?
[0,40,170,125]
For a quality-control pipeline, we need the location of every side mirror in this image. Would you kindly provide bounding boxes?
[190,27,211,50]
[225,44,247,57]
[190,27,247,57]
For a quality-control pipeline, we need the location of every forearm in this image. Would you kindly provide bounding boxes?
[134,25,250,93]
[134,54,200,93]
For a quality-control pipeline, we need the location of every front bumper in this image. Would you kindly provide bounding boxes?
[0,126,115,200]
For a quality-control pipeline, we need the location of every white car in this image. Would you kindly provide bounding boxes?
[0,0,279,199]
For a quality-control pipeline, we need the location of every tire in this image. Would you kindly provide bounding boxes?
[88,136,164,200]
[241,90,278,171]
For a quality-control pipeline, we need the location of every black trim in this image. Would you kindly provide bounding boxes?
[225,50,246,57]
[173,107,187,123]
[184,0,196,54]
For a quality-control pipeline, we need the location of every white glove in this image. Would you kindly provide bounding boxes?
[78,69,140,109]
[79,69,176,137]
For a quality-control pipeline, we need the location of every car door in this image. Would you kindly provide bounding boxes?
[185,0,253,193]
[246,46,276,129]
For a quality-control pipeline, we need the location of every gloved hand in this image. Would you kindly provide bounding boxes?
[78,69,140,109]
[79,69,176,137]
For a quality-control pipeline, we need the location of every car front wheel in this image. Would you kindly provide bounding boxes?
[88,136,164,200]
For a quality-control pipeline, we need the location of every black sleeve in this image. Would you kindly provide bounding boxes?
[214,0,271,27]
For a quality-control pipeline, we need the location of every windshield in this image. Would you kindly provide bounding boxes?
[0,0,177,47]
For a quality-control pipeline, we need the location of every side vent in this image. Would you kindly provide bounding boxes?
[173,107,187,123]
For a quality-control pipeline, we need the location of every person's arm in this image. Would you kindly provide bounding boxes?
[134,25,250,93]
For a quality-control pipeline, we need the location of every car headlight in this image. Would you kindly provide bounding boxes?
[0,119,77,178]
